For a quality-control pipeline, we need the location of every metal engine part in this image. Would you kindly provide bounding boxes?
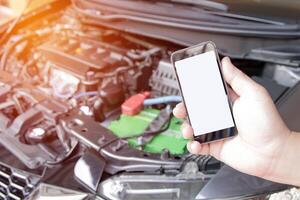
[149,60,180,97]
[98,168,211,200]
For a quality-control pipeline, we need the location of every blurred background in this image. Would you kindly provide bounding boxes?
[0,0,53,25]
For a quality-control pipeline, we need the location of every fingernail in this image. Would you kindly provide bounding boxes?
[174,104,180,111]
[190,141,198,153]
[187,141,192,152]
[223,56,231,63]
[188,141,200,154]
[180,122,187,130]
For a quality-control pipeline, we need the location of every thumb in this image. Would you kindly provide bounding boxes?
[221,57,261,97]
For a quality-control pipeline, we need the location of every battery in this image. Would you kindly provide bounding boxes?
[108,109,188,155]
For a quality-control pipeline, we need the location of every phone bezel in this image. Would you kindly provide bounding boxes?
[171,41,236,143]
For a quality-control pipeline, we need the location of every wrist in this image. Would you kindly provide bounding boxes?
[265,131,300,186]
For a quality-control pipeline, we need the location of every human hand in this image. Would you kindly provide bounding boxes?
[173,57,293,183]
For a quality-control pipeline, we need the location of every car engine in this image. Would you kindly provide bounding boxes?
[0,0,299,200]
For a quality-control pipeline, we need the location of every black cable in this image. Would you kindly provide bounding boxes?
[120,113,172,146]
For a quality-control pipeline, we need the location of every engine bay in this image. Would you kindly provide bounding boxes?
[0,0,299,199]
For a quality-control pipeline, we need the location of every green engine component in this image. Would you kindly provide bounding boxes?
[108,109,188,155]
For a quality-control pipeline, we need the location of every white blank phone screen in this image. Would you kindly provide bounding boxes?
[175,51,234,136]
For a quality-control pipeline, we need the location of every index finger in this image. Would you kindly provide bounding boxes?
[173,102,187,119]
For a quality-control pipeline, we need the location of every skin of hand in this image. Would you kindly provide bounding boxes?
[173,57,300,186]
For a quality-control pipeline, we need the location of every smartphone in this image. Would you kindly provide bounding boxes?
[171,41,236,143]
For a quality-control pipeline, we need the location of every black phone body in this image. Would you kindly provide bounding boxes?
[171,41,236,143]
